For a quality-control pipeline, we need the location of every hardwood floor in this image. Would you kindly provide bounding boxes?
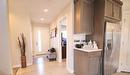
[16,55,74,75]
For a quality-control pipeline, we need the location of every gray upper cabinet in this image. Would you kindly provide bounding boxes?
[113,1,122,20]
[105,0,113,18]
[74,0,94,34]
[105,0,123,21]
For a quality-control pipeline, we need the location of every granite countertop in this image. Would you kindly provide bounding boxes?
[74,48,102,52]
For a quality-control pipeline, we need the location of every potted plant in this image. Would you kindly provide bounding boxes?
[18,33,26,68]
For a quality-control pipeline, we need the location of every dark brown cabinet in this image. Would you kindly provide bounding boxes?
[74,0,94,34]
[105,0,123,21]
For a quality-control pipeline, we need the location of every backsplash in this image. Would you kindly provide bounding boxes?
[73,34,95,49]
[73,34,93,43]
[73,34,86,44]
[73,34,85,49]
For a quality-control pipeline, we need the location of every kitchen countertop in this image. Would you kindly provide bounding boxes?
[74,48,102,52]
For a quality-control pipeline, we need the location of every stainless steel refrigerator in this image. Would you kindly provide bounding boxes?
[103,22,121,75]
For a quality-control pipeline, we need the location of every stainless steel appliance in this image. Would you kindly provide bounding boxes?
[103,22,121,75]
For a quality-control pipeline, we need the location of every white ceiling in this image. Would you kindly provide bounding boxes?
[28,0,71,24]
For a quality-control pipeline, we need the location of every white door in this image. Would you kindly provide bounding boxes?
[33,27,50,55]
[120,12,130,72]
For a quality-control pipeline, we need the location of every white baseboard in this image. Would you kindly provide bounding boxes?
[58,59,62,63]
[13,63,33,68]
[67,67,74,74]
[122,66,130,72]
[27,63,33,66]
[118,66,130,72]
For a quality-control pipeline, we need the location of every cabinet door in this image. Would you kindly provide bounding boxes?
[74,0,93,34]
[74,50,89,75]
[74,50,81,75]
[105,0,113,18]
[113,2,122,20]
[80,0,93,34]
[74,0,81,34]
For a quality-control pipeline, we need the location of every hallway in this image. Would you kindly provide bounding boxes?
[16,56,74,75]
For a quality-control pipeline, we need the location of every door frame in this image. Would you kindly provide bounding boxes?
[32,26,50,56]
[57,15,68,62]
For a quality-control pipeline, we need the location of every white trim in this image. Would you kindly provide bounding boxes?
[57,15,68,63]
[118,65,125,72]
[13,64,21,68]
[57,57,62,63]
[67,67,74,74]
[27,63,33,66]
[121,66,130,72]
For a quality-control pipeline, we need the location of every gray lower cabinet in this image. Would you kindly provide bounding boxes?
[74,50,101,75]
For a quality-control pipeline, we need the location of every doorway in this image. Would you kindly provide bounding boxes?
[58,16,67,61]
[61,25,67,59]
[33,26,50,55]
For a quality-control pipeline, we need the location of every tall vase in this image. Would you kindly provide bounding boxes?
[21,56,26,68]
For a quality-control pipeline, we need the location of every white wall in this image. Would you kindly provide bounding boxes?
[50,18,61,62]
[50,2,74,72]
[66,3,74,73]
[0,0,13,75]
[118,0,130,72]
[32,23,50,55]
[50,1,86,73]
[9,0,33,67]
[119,11,130,72]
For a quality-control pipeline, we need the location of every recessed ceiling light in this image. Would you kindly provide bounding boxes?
[43,9,48,12]
[40,18,44,21]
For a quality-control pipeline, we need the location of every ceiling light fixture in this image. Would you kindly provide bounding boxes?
[43,9,48,12]
[40,18,44,21]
